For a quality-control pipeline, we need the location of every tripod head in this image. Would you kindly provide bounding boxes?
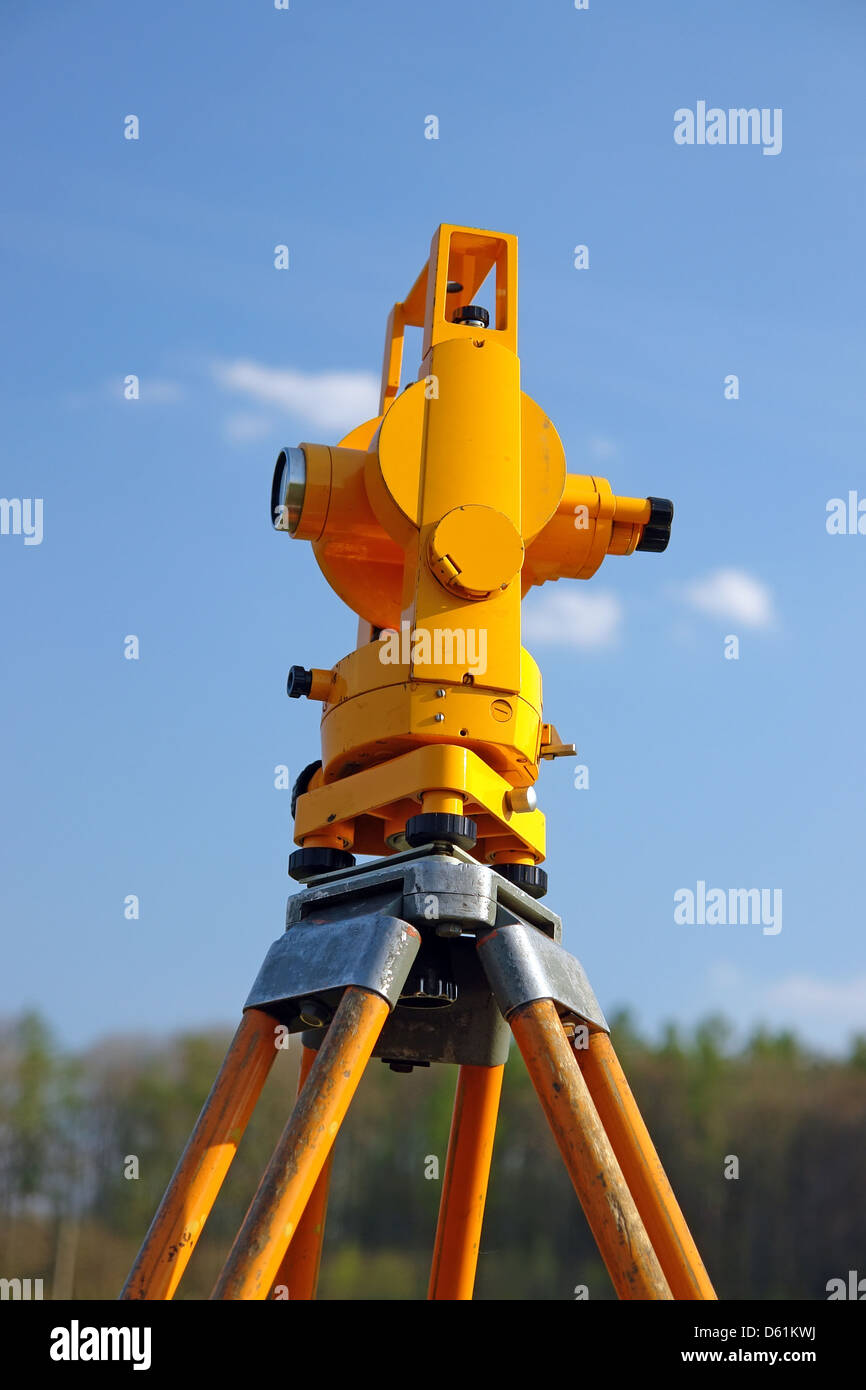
[271,224,672,891]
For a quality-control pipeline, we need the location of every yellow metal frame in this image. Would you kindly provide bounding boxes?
[294,742,546,862]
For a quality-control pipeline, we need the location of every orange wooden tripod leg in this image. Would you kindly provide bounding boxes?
[510,999,672,1301]
[268,1044,334,1300]
[120,1007,278,1300]
[428,1063,504,1301]
[577,1030,717,1300]
[211,986,388,1300]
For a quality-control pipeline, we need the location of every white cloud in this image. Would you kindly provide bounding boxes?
[681,568,774,628]
[523,587,623,649]
[213,360,379,432]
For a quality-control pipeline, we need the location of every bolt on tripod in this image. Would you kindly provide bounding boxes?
[121,223,714,1301]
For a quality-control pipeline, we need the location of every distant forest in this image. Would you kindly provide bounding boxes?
[1,1010,864,1300]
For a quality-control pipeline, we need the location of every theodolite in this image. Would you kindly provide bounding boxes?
[271,222,672,895]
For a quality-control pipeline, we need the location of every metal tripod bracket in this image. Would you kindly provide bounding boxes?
[244,912,421,1030]
[477,917,607,1031]
[244,845,607,1067]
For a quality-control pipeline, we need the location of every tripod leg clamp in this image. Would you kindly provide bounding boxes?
[244,914,421,1031]
[477,919,608,1033]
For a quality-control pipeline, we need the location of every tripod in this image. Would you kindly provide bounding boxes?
[121,842,715,1301]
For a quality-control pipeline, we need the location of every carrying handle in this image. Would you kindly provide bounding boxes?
[378,224,518,415]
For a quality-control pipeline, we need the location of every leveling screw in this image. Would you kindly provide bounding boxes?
[298,998,331,1029]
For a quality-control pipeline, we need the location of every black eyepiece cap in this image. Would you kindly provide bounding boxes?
[636,497,674,553]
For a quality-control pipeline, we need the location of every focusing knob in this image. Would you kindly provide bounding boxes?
[636,497,674,553]
[452,305,490,328]
[287,665,313,699]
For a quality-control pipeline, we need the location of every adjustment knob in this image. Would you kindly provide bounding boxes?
[286,665,313,698]
[452,305,489,328]
[496,863,548,900]
[636,497,674,553]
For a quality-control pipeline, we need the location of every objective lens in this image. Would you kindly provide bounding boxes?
[271,447,307,534]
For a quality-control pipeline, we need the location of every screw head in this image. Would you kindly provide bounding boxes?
[507,786,538,814]
[298,998,331,1029]
[452,304,490,328]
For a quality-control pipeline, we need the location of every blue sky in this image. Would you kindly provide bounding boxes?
[1,0,864,1053]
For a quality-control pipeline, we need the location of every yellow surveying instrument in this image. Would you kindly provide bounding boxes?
[121,224,715,1301]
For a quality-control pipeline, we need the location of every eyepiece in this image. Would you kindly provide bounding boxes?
[271,447,307,534]
[636,497,674,553]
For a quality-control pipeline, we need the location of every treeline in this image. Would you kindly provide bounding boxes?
[1,1010,864,1300]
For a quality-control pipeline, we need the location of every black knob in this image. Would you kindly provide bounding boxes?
[452,304,489,328]
[289,846,355,882]
[496,863,549,900]
[286,665,313,699]
[636,497,674,553]
[290,759,322,817]
[405,813,477,851]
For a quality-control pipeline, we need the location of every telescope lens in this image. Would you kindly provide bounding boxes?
[271,447,306,534]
